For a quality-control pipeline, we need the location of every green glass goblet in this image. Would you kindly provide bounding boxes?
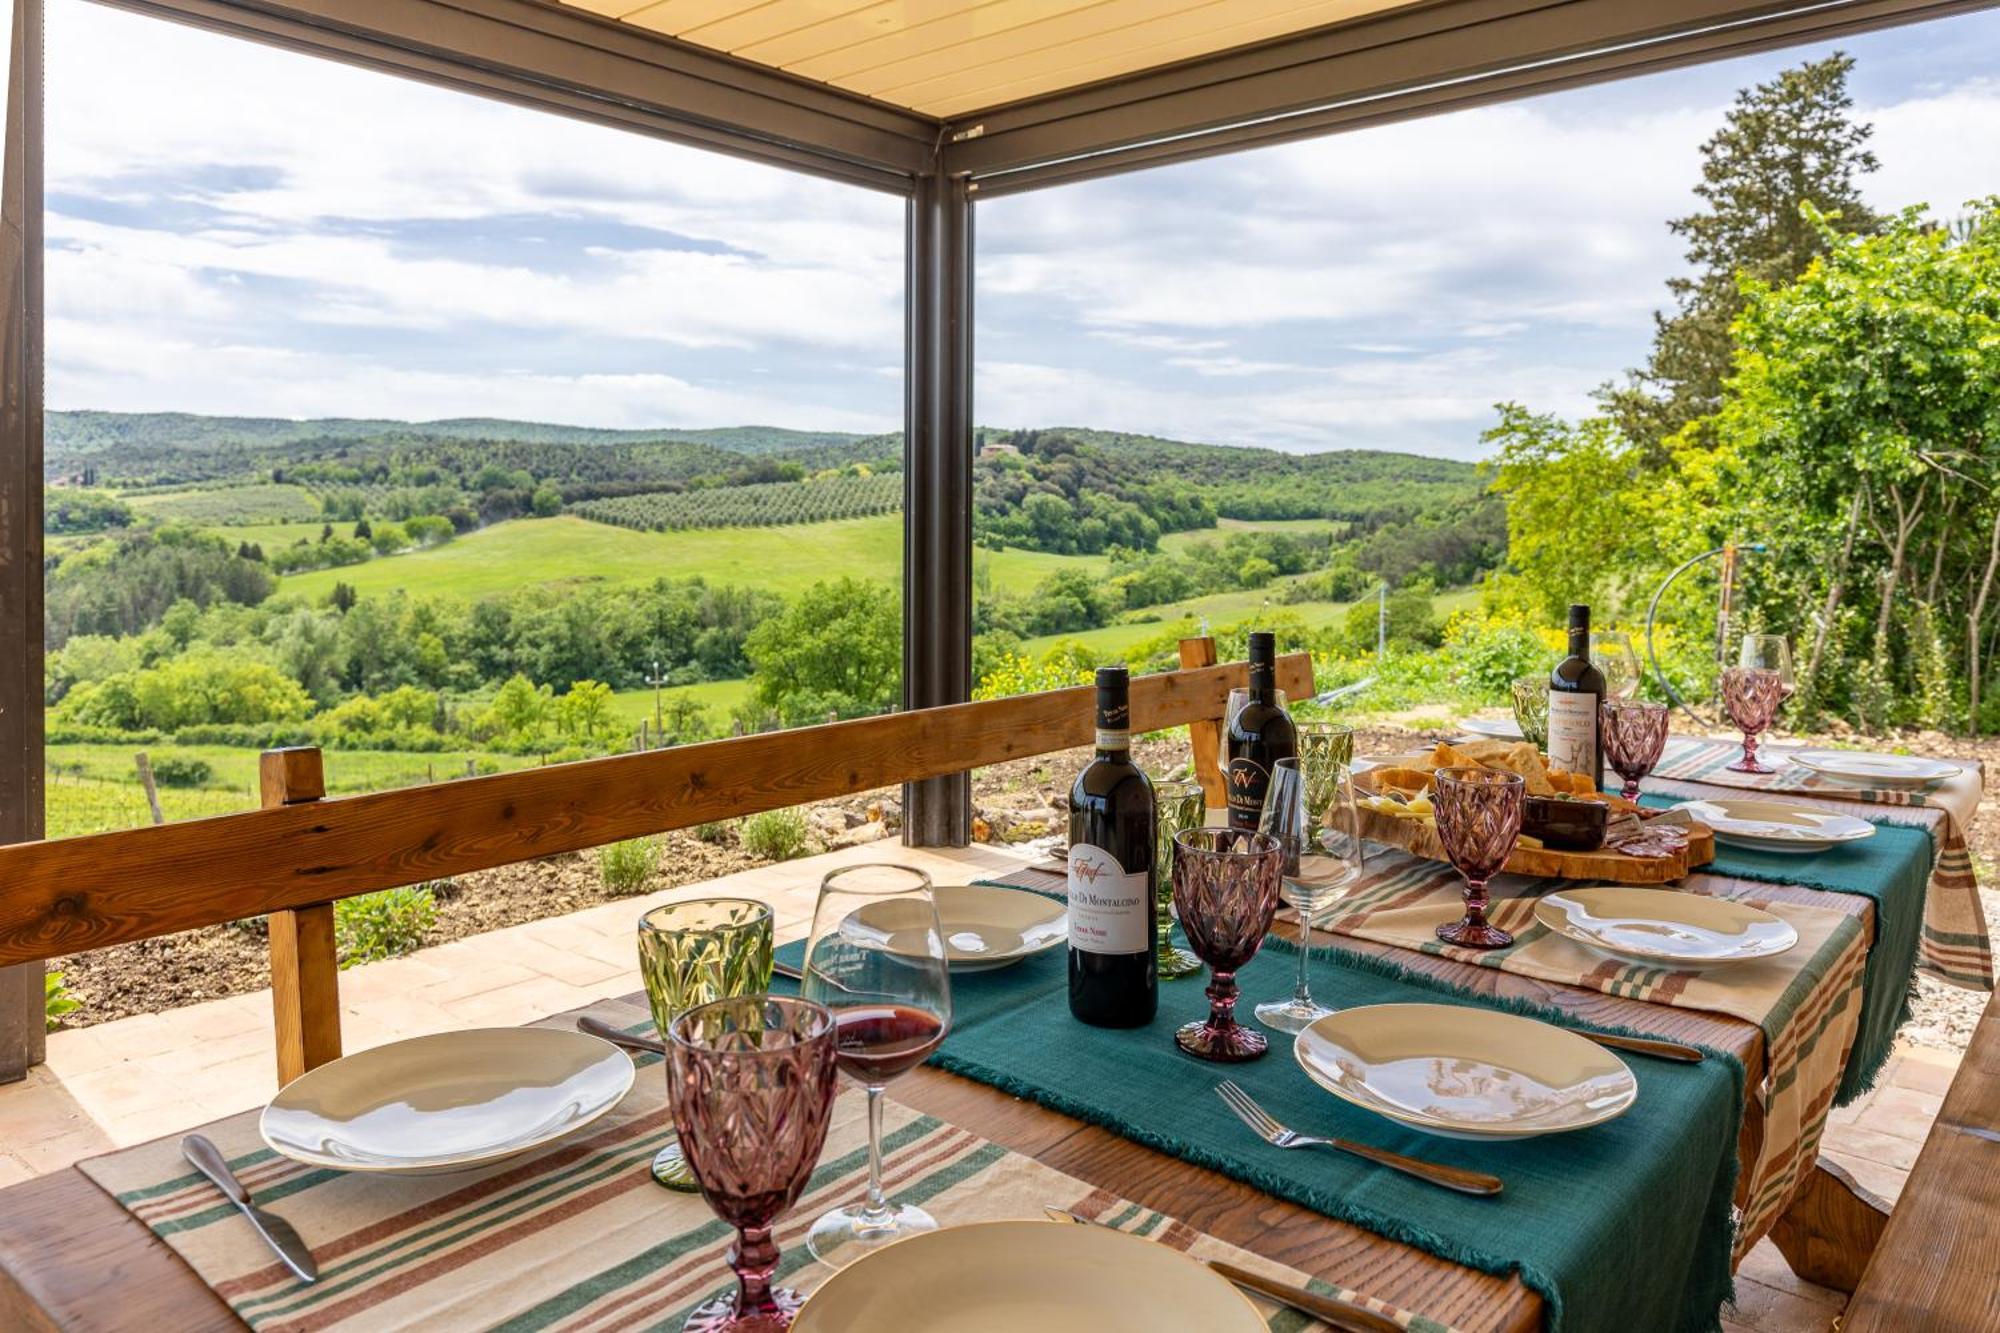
[637,896,775,1191]
[1295,722,1355,827]
[1153,779,1208,980]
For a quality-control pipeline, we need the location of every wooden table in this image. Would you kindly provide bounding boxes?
[0,856,1887,1333]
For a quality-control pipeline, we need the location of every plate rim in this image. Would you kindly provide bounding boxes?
[259,1025,635,1173]
[1669,798,1875,845]
[1292,1001,1637,1138]
[1459,715,1525,739]
[1786,749,1961,784]
[790,1218,1265,1330]
[911,882,1069,966]
[1533,885,1799,967]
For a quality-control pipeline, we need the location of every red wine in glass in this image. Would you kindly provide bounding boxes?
[831,1005,946,1082]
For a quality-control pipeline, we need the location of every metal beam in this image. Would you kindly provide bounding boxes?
[948,0,1999,193]
[95,0,937,191]
[902,170,974,847]
[0,0,44,1082]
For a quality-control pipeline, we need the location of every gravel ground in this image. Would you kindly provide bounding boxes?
[52,725,1997,1055]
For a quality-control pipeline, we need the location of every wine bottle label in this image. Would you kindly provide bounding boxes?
[1224,756,1269,826]
[1547,692,1599,777]
[1095,727,1129,751]
[1067,843,1149,954]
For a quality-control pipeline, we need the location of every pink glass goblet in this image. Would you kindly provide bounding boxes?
[667,995,839,1333]
[1601,699,1671,801]
[1720,666,1786,774]
[1432,767,1524,951]
[1170,827,1282,1062]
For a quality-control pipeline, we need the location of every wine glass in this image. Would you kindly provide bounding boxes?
[1510,676,1550,749]
[1432,767,1524,950]
[1254,759,1361,1034]
[800,864,951,1269]
[1591,631,1643,700]
[1601,699,1671,800]
[637,898,775,1191]
[667,995,839,1333]
[1151,779,1207,981]
[1170,827,1283,1062]
[1225,686,1286,734]
[1722,635,1793,774]
[1295,721,1355,823]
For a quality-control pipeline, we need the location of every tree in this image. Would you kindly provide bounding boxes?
[353,518,373,541]
[330,582,357,614]
[531,484,564,518]
[744,577,899,724]
[1604,54,1883,454]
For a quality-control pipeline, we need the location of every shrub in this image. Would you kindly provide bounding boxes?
[597,836,660,895]
[335,885,438,967]
[147,755,213,788]
[44,970,80,1031]
[741,808,811,861]
[694,819,735,845]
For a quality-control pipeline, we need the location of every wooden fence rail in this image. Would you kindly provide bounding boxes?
[2,645,1311,1078]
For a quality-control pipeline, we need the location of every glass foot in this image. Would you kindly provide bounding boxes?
[1156,943,1204,980]
[1726,757,1775,774]
[1174,1018,1268,1062]
[1436,917,1514,950]
[1254,996,1335,1034]
[651,1143,701,1193]
[806,1200,937,1270]
[679,1287,804,1332]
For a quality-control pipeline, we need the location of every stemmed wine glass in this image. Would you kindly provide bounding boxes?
[1171,827,1283,1062]
[1151,779,1207,981]
[1295,721,1355,819]
[1591,630,1643,700]
[1511,676,1550,750]
[1254,759,1362,1034]
[666,995,839,1333]
[1432,767,1524,950]
[1601,699,1671,800]
[1721,634,1794,774]
[637,898,775,1191]
[800,864,951,1269]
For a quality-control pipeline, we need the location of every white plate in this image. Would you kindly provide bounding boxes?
[792,1220,1264,1332]
[1787,749,1960,790]
[1459,716,1525,740]
[1535,885,1798,968]
[849,884,1066,973]
[261,1027,634,1174]
[1672,797,1875,853]
[1294,1003,1637,1141]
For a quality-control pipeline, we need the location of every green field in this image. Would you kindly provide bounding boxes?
[125,482,321,525]
[1158,517,1345,555]
[1017,583,1480,661]
[609,678,753,729]
[282,514,1105,602]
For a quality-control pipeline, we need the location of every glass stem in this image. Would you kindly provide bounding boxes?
[730,1223,780,1318]
[862,1083,890,1221]
[1293,903,1314,1004]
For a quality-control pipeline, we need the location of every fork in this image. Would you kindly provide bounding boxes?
[1214,1081,1502,1196]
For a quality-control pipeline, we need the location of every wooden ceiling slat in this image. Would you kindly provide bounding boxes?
[559,0,664,17]
[618,0,765,37]
[731,0,1002,69]
[786,0,1110,83]
[684,0,885,53]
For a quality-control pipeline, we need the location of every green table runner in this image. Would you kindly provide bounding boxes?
[777,938,1743,1333]
[1644,795,1932,1099]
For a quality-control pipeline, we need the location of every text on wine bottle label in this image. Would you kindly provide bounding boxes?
[1066,844,1149,954]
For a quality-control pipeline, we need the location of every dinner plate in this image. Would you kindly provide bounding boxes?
[1787,749,1961,789]
[1671,797,1875,854]
[1535,885,1798,968]
[791,1220,1264,1332]
[1294,1003,1637,1140]
[848,883,1066,972]
[1459,715,1525,740]
[260,1027,634,1174]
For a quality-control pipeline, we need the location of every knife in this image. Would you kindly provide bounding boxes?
[181,1134,319,1284]
[1581,1031,1705,1063]
[576,1014,667,1057]
[1041,1206,1399,1333]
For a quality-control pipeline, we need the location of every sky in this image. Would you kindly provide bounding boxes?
[45,0,2000,459]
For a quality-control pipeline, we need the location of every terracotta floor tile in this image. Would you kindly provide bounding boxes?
[1814,1121,1923,1171]
[1724,1275,1842,1333]
[481,933,630,988]
[1852,1086,1946,1144]
[1735,1239,1845,1308]
[437,975,595,1028]
[99,1101,214,1152]
[1884,1046,1960,1096]
[1819,1148,1910,1205]
[0,1150,34,1188]
[407,956,542,1005]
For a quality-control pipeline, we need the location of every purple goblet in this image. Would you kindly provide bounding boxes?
[1601,699,1671,801]
[668,995,839,1333]
[1432,767,1524,950]
[1720,666,1786,774]
[1171,828,1282,1062]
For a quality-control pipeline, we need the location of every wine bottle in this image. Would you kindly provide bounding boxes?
[1548,604,1607,791]
[1224,631,1297,831]
[1068,666,1157,1028]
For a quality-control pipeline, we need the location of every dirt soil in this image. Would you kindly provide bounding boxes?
[52,724,1998,1055]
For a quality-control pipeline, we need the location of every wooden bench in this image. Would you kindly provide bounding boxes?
[1841,987,2000,1331]
[0,639,1309,1082]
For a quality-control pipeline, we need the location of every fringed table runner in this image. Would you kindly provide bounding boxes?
[1646,735,1991,990]
[76,998,1414,1333]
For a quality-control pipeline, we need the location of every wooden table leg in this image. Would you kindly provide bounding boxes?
[1768,1159,1892,1292]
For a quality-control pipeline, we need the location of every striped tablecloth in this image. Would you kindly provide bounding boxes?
[77,998,1447,1333]
[1646,736,1993,990]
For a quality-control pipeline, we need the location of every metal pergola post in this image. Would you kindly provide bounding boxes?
[901,168,975,847]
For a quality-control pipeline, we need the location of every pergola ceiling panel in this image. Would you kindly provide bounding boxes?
[555,0,1421,116]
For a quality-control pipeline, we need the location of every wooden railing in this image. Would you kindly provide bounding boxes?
[0,642,1311,1081]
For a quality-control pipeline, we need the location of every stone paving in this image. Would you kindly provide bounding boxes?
[0,837,1967,1333]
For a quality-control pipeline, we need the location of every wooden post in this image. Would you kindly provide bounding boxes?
[133,752,164,825]
[1179,637,1226,813]
[262,747,339,1085]
[1768,1159,1892,1293]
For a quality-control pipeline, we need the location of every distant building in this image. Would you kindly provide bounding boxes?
[977,441,1020,459]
